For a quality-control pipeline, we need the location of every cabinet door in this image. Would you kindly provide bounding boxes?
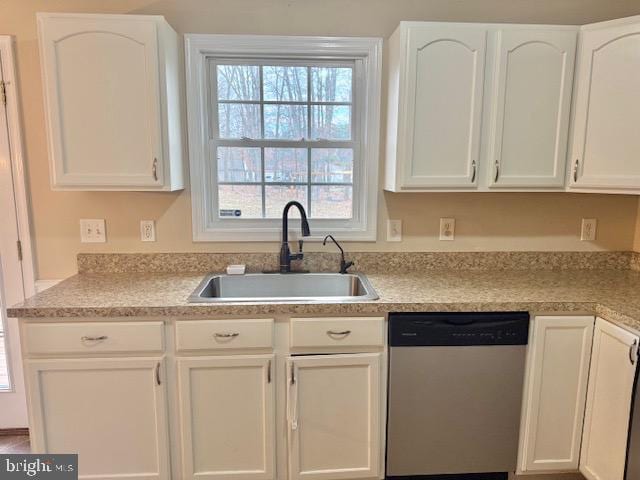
[488,29,577,188]
[177,355,275,480]
[287,353,381,480]
[580,318,639,480]
[569,18,640,190]
[400,25,486,189]
[26,357,170,480]
[518,316,594,473]
[38,14,164,188]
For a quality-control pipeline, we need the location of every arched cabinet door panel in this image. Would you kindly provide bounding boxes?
[400,25,487,189]
[569,17,640,191]
[488,28,577,188]
[38,13,184,191]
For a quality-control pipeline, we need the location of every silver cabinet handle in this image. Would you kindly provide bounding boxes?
[155,362,162,386]
[494,160,500,183]
[287,362,299,430]
[573,158,579,183]
[152,157,158,181]
[471,160,477,183]
[81,335,108,342]
[213,332,240,338]
[630,340,638,365]
[327,330,351,336]
[267,359,272,384]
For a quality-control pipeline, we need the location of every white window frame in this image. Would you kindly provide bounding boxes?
[185,34,381,241]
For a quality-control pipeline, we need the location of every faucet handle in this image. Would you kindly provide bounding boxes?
[340,259,355,274]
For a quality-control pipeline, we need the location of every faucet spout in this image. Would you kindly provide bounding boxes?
[322,235,354,274]
[280,201,311,273]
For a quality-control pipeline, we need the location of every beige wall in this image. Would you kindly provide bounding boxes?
[3,0,640,279]
[634,198,640,251]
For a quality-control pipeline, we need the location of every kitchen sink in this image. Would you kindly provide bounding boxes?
[188,272,379,303]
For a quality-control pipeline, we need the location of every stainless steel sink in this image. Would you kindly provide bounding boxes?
[188,272,378,303]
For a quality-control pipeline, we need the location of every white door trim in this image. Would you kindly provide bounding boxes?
[0,36,35,298]
[0,35,34,428]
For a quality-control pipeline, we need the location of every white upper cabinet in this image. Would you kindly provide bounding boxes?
[38,13,184,191]
[386,23,487,190]
[487,28,577,188]
[569,15,640,192]
[385,22,577,192]
[580,318,639,480]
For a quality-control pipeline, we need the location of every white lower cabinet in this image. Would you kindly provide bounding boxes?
[580,318,639,480]
[26,357,170,480]
[177,355,275,480]
[518,316,595,473]
[286,353,381,480]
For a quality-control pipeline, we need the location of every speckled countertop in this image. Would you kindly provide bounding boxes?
[7,268,640,335]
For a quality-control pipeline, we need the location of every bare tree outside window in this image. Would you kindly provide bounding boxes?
[213,61,355,220]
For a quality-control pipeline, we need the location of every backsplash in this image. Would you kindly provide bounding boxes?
[77,251,638,274]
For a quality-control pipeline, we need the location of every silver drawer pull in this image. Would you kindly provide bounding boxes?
[214,332,240,338]
[327,330,351,336]
[81,335,108,342]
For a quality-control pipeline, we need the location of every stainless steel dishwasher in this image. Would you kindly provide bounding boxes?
[386,312,530,479]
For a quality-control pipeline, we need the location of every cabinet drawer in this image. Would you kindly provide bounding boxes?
[290,317,385,348]
[24,321,164,355]
[176,319,274,352]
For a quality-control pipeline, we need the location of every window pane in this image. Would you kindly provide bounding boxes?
[218,103,260,139]
[311,67,352,102]
[311,105,351,140]
[265,148,307,183]
[216,65,260,101]
[311,185,352,219]
[217,147,261,183]
[263,66,308,102]
[311,148,353,183]
[264,105,307,139]
[218,185,262,218]
[265,185,307,218]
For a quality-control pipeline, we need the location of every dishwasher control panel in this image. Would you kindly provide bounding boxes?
[389,312,530,346]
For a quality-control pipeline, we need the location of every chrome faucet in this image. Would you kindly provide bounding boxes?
[322,235,354,274]
[279,201,311,273]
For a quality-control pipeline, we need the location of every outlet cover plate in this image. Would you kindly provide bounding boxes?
[80,219,106,243]
[581,218,597,241]
[140,220,156,242]
[440,218,455,241]
[387,219,402,242]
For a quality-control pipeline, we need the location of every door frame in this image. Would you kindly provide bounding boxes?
[0,36,34,295]
[0,35,35,428]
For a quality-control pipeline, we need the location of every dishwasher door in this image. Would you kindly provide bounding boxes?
[386,345,527,476]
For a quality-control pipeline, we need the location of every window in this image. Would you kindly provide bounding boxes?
[185,35,381,241]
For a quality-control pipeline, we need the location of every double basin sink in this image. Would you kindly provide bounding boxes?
[188,272,378,303]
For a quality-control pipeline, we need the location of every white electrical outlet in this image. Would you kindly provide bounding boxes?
[140,220,156,242]
[439,218,455,241]
[387,219,402,242]
[80,219,106,243]
[581,218,597,241]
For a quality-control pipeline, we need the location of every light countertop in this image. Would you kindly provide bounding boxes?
[8,269,640,335]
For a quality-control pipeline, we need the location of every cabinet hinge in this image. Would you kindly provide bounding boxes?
[16,240,22,261]
[1,81,8,107]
